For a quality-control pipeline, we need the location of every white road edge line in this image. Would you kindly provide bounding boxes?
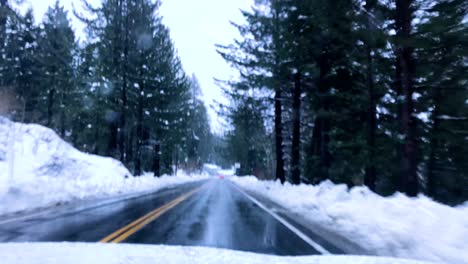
[232,183,331,255]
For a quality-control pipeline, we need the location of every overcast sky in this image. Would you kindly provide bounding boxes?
[24,0,253,132]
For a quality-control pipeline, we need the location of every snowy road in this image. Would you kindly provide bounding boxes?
[0,179,348,256]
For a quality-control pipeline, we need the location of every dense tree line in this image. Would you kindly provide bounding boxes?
[218,0,467,204]
[0,0,213,176]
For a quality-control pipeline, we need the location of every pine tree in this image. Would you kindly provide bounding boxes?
[72,42,103,153]
[217,0,288,183]
[222,88,269,177]
[394,0,419,196]
[2,8,41,122]
[363,0,378,191]
[185,75,212,171]
[78,0,195,176]
[37,1,76,137]
[77,0,127,159]
[417,0,468,203]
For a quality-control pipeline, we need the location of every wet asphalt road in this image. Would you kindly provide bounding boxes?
[0,179,344,256]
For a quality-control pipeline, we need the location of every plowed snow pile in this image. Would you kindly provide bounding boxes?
[0,117,206,215]
[231,176,468,264]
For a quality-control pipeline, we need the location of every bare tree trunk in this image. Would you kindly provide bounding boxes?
[107,121,118,157]
[311,117,322,160]
[153,142,160,177]
[274,88,285,183]
[93,110,99,154]
[290,70,302,185]
[118,0,128,163]
[47,89,55,128]
[174,147,179,176]
[59,90,65,138]
[134,83,143,176]
[108,0,122,158]
[364,0,377,191]
[272,0,285,184]
[321,114,331,175]
[427,86,442,197]
[59,108,65,138]
[314,54,332,181]
[396,0,418,196]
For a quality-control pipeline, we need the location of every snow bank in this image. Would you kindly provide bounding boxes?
[231,176,468,264]
[0,117,207,216]
[0,243,434,264]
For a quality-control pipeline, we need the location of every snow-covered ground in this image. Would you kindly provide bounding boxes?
[230,176,468,264]
[0,243,435,264]
[0,117,207,216]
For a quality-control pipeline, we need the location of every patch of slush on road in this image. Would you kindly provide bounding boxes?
[0,243,435,264]
[0,117,207,216]
[230,176,468,264]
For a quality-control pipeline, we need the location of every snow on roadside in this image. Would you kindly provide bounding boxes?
[231,176,468,264]
[0,243,435,264]
[0,117,207,216]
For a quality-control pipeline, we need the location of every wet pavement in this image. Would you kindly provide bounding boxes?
[0,179,345,256]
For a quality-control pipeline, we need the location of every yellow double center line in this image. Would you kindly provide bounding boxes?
[100,187,202,243]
